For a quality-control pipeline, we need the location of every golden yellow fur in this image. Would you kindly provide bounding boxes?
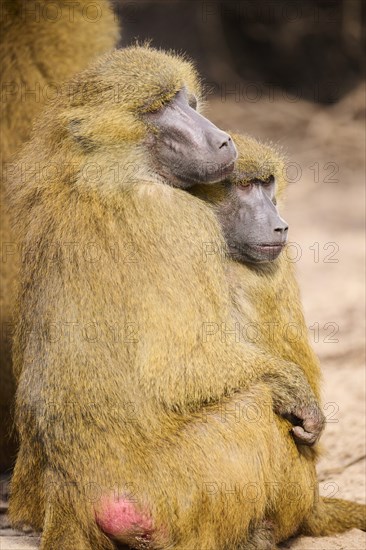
[0,0,119,471]
[7,48,364,548]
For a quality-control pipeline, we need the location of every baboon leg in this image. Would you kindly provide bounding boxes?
[40,517,93,550]
[100,386,315,549]
[11,386,313,550]
[301,497,366,535]
[40,502,114,550]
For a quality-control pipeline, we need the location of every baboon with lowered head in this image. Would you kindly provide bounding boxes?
[7,47,327,549]
[0,0,119,471]
[191,133,366,543]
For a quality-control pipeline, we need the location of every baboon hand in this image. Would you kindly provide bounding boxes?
[263,368,325,446]
[284,403,325,446]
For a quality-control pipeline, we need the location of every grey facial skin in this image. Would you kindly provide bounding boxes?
[218,176,289,263]
[144,89,238,188]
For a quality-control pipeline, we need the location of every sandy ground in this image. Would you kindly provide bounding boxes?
[1,84,365,549]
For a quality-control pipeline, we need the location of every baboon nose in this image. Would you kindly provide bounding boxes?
[208,129,233,151]
[274,224,289,233]
[205,127,237,167]
[215,133,237,165]
[219,135,232,149]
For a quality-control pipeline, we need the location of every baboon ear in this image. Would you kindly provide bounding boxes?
[69,119,95,151]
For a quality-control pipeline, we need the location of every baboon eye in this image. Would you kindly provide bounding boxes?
[188,94,198,110]
[262,175,275,186]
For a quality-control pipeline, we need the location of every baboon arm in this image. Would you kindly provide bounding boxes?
[137,339,320,414]
[132,336,324,444]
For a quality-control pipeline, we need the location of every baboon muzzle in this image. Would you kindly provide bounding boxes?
[145,88,237,187]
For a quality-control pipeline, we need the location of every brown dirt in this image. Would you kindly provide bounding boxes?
[1,84,365,549]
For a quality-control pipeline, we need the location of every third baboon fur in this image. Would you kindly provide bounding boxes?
[0,0,119,471]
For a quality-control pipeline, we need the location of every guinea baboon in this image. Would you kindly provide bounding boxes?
[7,47,326,549]
[190,134,322,401]
[191,133,366,542]
[0,0,119,471]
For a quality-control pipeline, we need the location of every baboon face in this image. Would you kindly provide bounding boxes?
[143,88,237,188]
[220,175,289,264]
[190,134,289,264]
[64,47,236,189]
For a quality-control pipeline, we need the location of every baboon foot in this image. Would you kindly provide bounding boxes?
[241,520,278,549]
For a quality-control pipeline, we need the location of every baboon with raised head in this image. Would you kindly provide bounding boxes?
[0,0,119,471]
[191,133,366,542]
[191,134,322,399]
[7,47,327,549]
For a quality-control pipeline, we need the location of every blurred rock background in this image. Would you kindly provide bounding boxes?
[116,0,365,104]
